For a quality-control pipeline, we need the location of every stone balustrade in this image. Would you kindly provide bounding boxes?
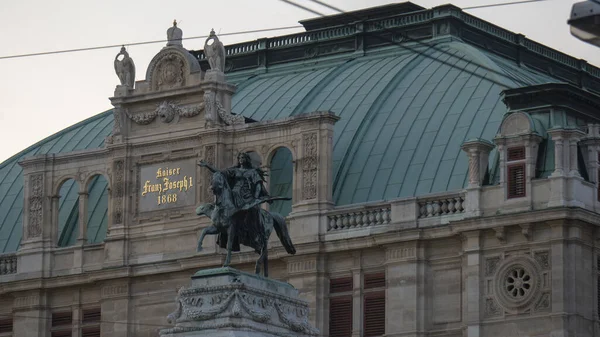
[0,254,17,275]
[417,193,465,218]
[327,205,391,231]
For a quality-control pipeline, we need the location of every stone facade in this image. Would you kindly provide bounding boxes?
[4,5,600,337]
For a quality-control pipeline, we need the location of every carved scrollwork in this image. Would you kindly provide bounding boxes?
[216,97,244,125]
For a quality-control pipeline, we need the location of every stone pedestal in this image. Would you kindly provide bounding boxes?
[160,267,319,337]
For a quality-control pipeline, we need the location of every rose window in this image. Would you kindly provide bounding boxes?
[505,267,531,298]
[493,257,541,311]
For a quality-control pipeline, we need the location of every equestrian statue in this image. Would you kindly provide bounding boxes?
[196,152,296,277]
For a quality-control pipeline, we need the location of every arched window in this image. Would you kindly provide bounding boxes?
[86,175,109,244]
[269,147,293,217]
[57,179,79,247]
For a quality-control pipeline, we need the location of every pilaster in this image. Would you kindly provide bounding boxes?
[461,230,481,337]
[100,281,131,337]
[384,241,424,337]
[285,254,327,333]
[547,128,586,208]
[13,290,49,337]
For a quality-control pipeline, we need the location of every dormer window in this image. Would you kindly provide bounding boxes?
[507,147,526,199]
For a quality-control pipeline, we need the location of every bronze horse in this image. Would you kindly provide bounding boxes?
[196,171,296,277]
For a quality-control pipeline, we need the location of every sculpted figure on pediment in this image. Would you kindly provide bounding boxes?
[114,46,135,88]
[204,29,226,72]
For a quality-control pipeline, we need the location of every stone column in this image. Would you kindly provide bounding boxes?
[548,128,586,207]
[579,124,600,183]
[462,231,481,337]
[77,191,89,244]
[461,139,494,217]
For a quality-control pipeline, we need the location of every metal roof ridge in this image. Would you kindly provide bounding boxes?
[0,109,113,171]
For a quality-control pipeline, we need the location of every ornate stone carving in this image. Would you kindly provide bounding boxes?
[112,108,122,135]
[302,133,317,200]
[161,269,319,337]
[485,298,502,317]
[114,46,136,88]
[493,256,541,312]
[27,174,43,238]
[534,292,550,311]
[126,102,204,125]
[113,160,124,224]
[500,112,531,136]
[203,145,215,202]
[485,256,501,277]
[533,251,550,270]
[151,52,186,91]
[216,98,244,125]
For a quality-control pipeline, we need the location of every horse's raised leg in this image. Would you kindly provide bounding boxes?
[197,225,218,252]
[224,224,234,267]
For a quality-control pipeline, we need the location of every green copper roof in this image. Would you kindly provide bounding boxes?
[0,32,589,253]
[0,112,113,253]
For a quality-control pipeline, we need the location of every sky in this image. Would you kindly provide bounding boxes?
[0,0,598,163]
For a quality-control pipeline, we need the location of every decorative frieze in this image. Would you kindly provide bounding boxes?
[485,297,502,317]
[27,173,44,238]
[302,133,317,200]
[14,294,40,309]
[485,256,501,277]
[101,284,129,298]
[287,259,317,275]
[386,246,416,262]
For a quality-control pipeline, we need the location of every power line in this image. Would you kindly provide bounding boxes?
[291,0,531,89]
[0,25,303,60]
[463,0,553,10]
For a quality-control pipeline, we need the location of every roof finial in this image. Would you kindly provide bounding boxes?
[167,20,183,47]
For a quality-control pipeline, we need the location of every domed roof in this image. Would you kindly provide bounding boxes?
[0,5,595,253]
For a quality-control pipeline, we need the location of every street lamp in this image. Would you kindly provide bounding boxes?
[568,0,600,47]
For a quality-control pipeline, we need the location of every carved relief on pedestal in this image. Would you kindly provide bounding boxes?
[27,174,44,238]
[113,160,124,224]
[302,133,317,200]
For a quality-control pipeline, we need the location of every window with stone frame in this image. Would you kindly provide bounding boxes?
[0,316,12,335]
[363,272,385,337]
[329,277,353,337]
[81,308,101,337]
[507,146,526,199]
[51,311,72,337]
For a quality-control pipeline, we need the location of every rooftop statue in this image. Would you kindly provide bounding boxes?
[204,29,226,72]
[114,46,135,88]
[196,152,295,277]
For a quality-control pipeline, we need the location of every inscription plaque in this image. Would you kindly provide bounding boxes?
[139,160,196,212]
